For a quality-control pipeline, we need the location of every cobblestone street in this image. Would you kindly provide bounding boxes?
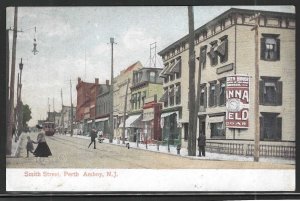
[6,132,294,169]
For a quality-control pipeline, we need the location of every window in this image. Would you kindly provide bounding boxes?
[130,95,134,110]
[199,46,207,68]
[175,58,181,79]
[217,35,228,63]
[169,86,175,106]
[164,76,169,83]
[209,82,217,107]
[207,41,218,66]
[149,71,156,82]
[199,84,207,109]
[210,122,225,138]
[138,92,141,108]
[259,77,282,106]
[142,91,146,106]
[175,84,181,105]
[219,79,226,106]
[261,34,280,61]
[260,113,282,141]
[163,88,168,107]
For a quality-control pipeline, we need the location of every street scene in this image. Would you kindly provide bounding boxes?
[5,5,295,191]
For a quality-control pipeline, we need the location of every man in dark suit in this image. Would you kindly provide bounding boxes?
[88,126,97,149]
[197,132,206,157]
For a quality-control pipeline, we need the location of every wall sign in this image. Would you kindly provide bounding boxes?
[225,75,249,128]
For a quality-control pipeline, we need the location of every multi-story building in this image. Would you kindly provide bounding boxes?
[95,80,111,137]
[76,78,100,135]
[113,61,143,139]
[124,67,164,142]
[158,8,295,158]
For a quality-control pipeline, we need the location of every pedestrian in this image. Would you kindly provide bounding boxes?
[197,132,206,157]
[33,124,52,162]
[26,136,37,157]
[88,126,97,149]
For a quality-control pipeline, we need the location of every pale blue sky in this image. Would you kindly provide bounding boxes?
[6,6,295,126]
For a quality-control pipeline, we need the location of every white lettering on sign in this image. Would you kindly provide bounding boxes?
[226,90,249,103]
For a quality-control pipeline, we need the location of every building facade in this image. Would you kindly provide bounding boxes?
[158,8,295,157]
[76,78,100,135]
[113,61,143,139]
[125,67,164,142]
[95,80,111,137]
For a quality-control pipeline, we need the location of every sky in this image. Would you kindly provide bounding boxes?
[6,5,295,127]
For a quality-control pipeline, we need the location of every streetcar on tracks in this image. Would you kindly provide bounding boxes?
[43,121,56,136]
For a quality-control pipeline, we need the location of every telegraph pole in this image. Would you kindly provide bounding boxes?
[61,88,64,133]
[7,7,18,155]
[109,37,116,143]
[187,6,196,156]
[250,13,261,162]
[122,78,130,144]
[70,79,73,136]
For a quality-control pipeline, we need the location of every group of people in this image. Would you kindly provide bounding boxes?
[26,124,52,159]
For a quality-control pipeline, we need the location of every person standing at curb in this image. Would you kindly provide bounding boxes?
[197,132,206,157]
[88,126,97,149]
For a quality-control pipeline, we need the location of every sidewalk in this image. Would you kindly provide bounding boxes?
[6,134,24,158]
[67,134,295,165]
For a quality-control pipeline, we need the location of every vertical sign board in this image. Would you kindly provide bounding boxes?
[226,75,250,128]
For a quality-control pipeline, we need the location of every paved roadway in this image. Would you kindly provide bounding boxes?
[6,132,295,169]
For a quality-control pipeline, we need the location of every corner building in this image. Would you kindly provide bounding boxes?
[158,8,295,158]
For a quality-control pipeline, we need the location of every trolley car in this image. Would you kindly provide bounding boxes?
[43,121,56,136]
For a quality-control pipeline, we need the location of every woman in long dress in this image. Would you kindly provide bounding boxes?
[33,124,52,158]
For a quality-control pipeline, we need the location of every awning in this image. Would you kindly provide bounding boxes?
[159,90,168,102]
[161,111,177,118]
[87,120,93,123]
[208,116,224,123]
[95,117,109,122]
[169,59,181,74]
[142,116,154,122]
[124,114,142,128]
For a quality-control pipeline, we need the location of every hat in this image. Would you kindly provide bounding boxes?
[36,124,43,129]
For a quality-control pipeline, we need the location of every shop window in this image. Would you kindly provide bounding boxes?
[260,113,282,141]
[219,79,226,106]
[175,84,181,105]
[259,77,282,106]
[209,82,217,107]
[261,34,280,61]
[210,122,225,138]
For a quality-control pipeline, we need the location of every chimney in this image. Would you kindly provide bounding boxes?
[106,80,110,85]
[95,78,99,84]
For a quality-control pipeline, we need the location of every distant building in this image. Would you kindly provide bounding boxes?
[76,77,100,135]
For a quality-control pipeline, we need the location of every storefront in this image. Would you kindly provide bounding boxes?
[161,111,180,145]
[95,117,109,138]
[121,114,142,142]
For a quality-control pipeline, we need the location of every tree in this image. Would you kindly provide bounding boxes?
[22,104,32,129]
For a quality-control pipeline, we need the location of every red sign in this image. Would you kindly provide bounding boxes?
[225,75,249,128]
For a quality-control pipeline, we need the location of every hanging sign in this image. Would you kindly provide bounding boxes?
[225,75,250,128]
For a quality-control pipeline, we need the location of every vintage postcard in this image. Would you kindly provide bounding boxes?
[5,5,295,192]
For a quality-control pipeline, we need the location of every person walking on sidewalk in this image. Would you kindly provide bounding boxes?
[197,132,206,157]
[88,126,97,149]
[33,125,52,164]
[26,136,37,157]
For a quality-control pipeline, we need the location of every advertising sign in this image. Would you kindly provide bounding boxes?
[225,75,249,128]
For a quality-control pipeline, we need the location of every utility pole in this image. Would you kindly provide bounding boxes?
[6,29,10,142]
[70,79,73,136]
[17,58,24,138]
[122,78,130,144]
[109,37,116,143]
[60,88,64,134]
[187,6,196,156]
[7,7,18,155]
[250,13,261,162]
